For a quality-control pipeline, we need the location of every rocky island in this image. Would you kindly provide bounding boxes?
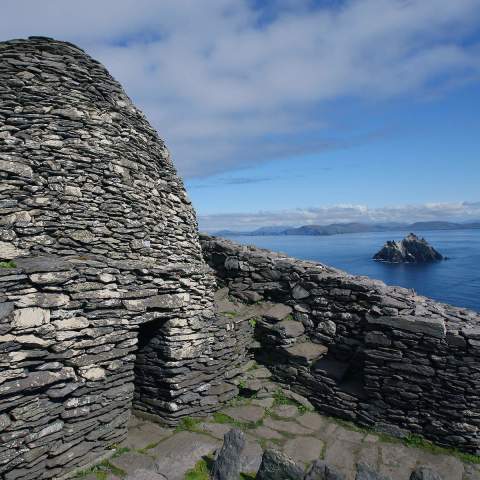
[373,233,444,263]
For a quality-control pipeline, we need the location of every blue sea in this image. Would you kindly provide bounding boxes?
[224,230,480,312]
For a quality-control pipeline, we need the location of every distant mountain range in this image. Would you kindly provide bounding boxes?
[214,221,480,237]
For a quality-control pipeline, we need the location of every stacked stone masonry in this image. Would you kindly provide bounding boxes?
[1,35,480,480]
[0,37,247,479]
[200,234,480,455]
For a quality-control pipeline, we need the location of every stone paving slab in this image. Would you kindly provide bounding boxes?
[122,419,173,450]
[85,395,480,480]
[222,405,265,423]
[110,452,155,477]
[151,431,220,480]
[283,436,324,465]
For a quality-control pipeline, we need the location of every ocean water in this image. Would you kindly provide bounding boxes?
[224,230,480,312]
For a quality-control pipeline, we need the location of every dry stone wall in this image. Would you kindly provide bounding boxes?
[200,234,480,454]
[0,37,244,479]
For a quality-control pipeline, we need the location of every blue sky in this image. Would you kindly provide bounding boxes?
[1,0,479,230]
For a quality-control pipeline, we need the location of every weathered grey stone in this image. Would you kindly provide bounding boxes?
[0,158,33,178]
[284,341,328,364]
[222,406,265,424]
[264,304,293,322]
[15,293,69,308]
[126,469,167,480]
[256,449,304,480]
[110,452,155,477]
[152,431,220,480]
[410,467,443,480]
[367,315,446,338]
[356,462,392,480]
[283,436,324,465]
[212,428,246,480]
[305,460,346,480]
[12,307,50,329]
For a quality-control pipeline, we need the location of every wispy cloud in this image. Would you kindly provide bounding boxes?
[198,201,480,231]
[1,0,479,177]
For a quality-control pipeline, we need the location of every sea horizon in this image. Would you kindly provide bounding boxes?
[224,228,480,313]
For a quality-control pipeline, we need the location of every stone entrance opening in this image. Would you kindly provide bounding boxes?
[133,318,170,422]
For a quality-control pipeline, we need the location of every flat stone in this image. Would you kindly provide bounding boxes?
[412,451,464,480]
[281,390,314,410]
[222,405,265,423]
[152,431,220,480]
[283,436,324,465]
[263,417,313,435]
[296,412,328,431]
[377,443,418,480]
[273,404,299,419]
[250,426,284,441]
[29,270,77,285]
[0,368,75,396]
[12,307,50,329]
[367,315,446,339]
[252,398,275,409]
[0,158,33,177]
[249,368,272,379]
[264,304,293,322]
[333,426,365,443]
[15,293,69,308]
[126,469,166,480]
[198,422,232,440]
[15,256,72,273]
[324,440,358,480]
[276,320,305,339]
[122,421,173,450]
[110,452,155,476]
[284,342,328,365]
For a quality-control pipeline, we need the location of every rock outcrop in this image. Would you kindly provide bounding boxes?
[373,233,443,263]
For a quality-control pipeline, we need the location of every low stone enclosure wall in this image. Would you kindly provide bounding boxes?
[200,234,480,455]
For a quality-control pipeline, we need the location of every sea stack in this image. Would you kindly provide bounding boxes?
[373,233,444,263]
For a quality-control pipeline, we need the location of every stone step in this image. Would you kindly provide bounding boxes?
[282,342,328,366]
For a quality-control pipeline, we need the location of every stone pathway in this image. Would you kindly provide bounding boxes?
[76,384,480,480]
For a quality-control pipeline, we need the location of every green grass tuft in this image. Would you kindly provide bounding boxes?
[75,460,125,479]
[111,446,130,458]
[0,260,16,268]
[272,389,296,407]
[212,412,261,431]
[224,311,238,318]
[248,318,257,328]
[175,416,202,432]
[185,458,210,480]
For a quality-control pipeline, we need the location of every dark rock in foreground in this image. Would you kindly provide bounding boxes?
[373,233,443,263]
[212,428,246,480]
[256,449,304,480]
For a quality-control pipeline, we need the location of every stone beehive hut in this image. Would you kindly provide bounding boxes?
[0,37,245,479]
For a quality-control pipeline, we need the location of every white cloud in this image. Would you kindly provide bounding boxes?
[198,201,480,231]
[1,0,479,176]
